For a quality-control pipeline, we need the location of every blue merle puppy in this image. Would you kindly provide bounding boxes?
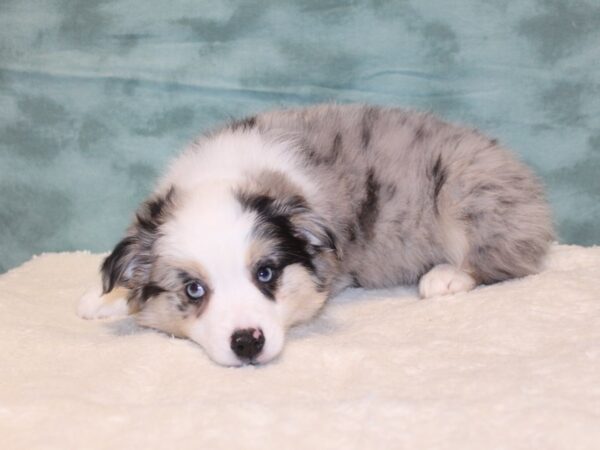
[78,104,554,366]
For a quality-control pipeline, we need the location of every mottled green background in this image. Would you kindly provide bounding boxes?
[0,0,599,273]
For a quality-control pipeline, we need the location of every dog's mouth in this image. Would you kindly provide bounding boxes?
[215,352,276,368]
[238,358,262,366]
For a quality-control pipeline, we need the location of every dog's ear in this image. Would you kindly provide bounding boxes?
[282,195,339,257]
[289,209,337,256]
[101,186,176,294]
[281,195,341,290]
[101,234,142,293]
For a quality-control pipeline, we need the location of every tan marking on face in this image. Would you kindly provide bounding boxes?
[246,233,330,327]
[136,294,189,337]
[246,238,277,268]
[276,264,327,327]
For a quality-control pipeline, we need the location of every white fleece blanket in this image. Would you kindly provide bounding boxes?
[1,244,599,450]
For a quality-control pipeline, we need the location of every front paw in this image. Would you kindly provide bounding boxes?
[419,264,476,299]
[77,283,130,319]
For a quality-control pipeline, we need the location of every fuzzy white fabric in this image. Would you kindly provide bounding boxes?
[1,244,599,450]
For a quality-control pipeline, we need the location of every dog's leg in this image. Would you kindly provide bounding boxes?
[420,204,476,298]
[77,282,132,319]
[418,264,476,298]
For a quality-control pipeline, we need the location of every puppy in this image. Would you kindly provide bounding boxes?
[78,104,554,366]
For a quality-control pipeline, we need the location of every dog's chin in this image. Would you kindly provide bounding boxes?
[206,352,249,368]
[201,343,284,367]
[208,350,282,367]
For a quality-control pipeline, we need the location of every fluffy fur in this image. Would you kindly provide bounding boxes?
[79,104,554,366]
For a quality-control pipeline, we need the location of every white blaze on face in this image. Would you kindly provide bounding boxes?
[156,183,286,366]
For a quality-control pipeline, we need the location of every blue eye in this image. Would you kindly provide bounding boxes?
[185,281,205,301]
[257,266,274,283]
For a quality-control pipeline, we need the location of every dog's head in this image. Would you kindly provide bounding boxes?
[101,172,338,366]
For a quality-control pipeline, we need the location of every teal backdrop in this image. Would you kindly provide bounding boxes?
[1,0,599,273]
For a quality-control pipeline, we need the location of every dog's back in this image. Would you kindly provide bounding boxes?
[252,104,554,289]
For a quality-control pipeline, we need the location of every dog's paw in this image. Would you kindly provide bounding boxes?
[418,264,476,299]
[77,284,130,319]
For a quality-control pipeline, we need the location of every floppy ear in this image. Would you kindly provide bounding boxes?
[101,234,144,294]
[281,195,341,291]
[289,208,338,256]
[100,186,176,294]
[282,195,339,258]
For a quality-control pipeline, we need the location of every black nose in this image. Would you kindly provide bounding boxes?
[230,328,265,360]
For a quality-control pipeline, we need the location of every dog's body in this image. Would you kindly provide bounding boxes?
[79,104,554,365]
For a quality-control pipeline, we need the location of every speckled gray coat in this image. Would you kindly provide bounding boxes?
[244,104,554,291]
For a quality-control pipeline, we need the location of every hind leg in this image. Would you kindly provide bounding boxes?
[77,281,132,319]
[419,147,552,297]
[460,196,553,285]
